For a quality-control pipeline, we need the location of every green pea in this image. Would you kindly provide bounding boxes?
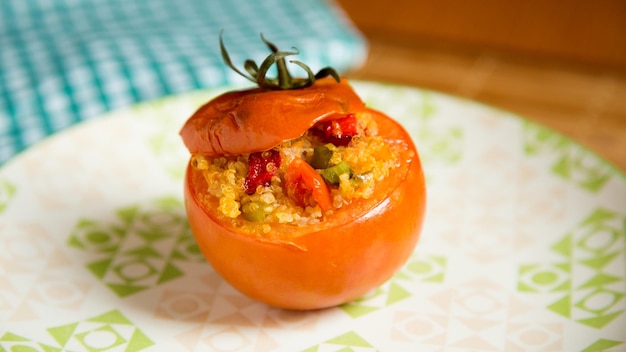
[241,202,266,222]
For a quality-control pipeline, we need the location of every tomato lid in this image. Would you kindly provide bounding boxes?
[180,32,367,156]
[180,77,365,156]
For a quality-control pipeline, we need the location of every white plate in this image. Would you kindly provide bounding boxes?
[1,82,625,351]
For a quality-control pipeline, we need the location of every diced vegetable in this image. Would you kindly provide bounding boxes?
[285,157,332,211]
[309,145,334,169]
[241,202,267,222]
[313,114,358,146]
[322,161,353,185]
[244,150,281,195]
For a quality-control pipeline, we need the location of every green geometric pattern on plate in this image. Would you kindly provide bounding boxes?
[0,178,15,213]
[518,207,626,329]
[411,92,463,166]
[67,197,202,297]
[302,331,377,352]
[48,310,152,351]
[417,91,437,120]
[581,338,625,352]
[340,253,446,318]
[0,310,152,352]
[139,101,190,180]
[522,121,613,192]
[148,132,186,180]
[0,332,61,352]
[413,127,463,166]
[362,85,436,120]
[133,91,214,180]
[396,253,447,284]
[359,86,464,169]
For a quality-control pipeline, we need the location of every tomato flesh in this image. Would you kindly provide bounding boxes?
[285,157,332,211]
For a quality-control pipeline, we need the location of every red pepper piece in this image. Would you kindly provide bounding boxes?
[314,114,358,146]
[244,150,281,195]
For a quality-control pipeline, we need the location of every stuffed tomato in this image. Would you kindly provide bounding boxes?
[180,34,426,310]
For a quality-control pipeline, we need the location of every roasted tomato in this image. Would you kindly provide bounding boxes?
[180,77,364,157]
[180,33,426,310]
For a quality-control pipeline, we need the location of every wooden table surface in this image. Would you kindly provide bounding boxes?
[342,32,626,173]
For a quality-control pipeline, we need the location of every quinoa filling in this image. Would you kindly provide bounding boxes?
[190,111,405,229]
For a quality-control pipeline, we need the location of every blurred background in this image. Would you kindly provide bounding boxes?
[337,0,626,171]
[1,0,625,171]
[0,0,368,164]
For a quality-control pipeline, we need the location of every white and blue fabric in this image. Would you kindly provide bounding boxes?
[0,0,367,164]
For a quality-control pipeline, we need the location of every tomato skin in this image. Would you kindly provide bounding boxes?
[180,78,365,157]
[183,109,426,310]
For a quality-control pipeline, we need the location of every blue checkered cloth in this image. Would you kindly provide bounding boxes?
[0,0,367,165]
